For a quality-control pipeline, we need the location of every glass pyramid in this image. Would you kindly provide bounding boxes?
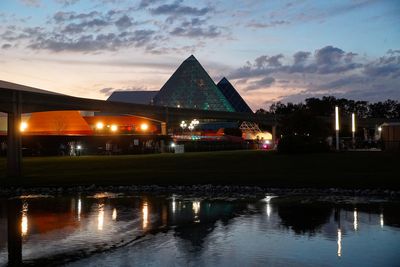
[153,55,234,112]
[217,77,253,113]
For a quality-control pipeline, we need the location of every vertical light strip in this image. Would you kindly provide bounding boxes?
[335,106,340,131]
[337,228,342,257]
[351,113,356,133]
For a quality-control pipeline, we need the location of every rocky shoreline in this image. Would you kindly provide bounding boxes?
[0,184,399,198]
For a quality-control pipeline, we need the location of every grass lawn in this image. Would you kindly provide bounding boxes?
[0,150,399,189]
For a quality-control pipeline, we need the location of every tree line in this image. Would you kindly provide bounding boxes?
[256,96,400,119]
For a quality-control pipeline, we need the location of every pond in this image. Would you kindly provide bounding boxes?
[0,193,399,266]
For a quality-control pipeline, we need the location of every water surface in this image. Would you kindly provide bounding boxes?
[0,194,399,266]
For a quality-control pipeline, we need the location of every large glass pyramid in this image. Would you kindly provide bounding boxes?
[217,77,253,113]
[153,55,234,112]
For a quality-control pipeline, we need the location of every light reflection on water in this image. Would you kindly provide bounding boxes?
[354,208,358,231]
[142,201,149,230]
[337,228,342,257]
[21,202,28,237]
[0,195,399,267]
[97,203,104,231]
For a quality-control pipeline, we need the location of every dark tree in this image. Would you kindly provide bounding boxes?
[258,96,400,119]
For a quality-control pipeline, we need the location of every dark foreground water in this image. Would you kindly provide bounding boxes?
[0,193,399,267]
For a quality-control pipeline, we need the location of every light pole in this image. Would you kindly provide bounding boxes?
[351,113,356,148]
[180,121,187,133]
[335,106,340,150]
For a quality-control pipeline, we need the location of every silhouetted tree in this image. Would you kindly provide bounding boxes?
[258,96,400,119]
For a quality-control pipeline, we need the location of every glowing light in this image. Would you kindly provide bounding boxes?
[77,145,82,150]
[140,123,149,131]
[353,208,358,231]
[142,202,149,229]
[378,127,382,132]
[264,140,271,144]
[180,121,187,129]
[77,198,82,221]
[351,113,356,133]
[96,122,104,130]
[335,106,340,131]
[111,125,118,132]
[21,202,28,237]
[20,122,28,132]
[337,228,342,257]
[98,203,104,231]
[112,208,117,221]
[170,142,176,148]
[380,213,384,228]
[188,124,194,131]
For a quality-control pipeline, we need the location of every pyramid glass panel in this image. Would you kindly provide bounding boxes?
[153,55,234,112]
[217,77,253,113]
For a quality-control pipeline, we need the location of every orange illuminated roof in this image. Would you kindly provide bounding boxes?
[25,111,93,135]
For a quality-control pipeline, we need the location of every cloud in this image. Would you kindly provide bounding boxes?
[316,75,367,90]
[53,11,101,23]
[138,0,162,8]
[99,87,114,95]
[230,45,363,80]
[170,25,221,38]
[115,15,133,30]
[245,77,276,91]
[255,54,284,68]
[55,0,79,6]
[293,51,311,65]
[1,3,227,54]
[363,53,400,78]
[61,19,110,34]
[27,29,156,52]
[1,44,12,49]
[246,20,289,28]
[150,3,212,16]
[19,0,40,7]
[228,46,400,105]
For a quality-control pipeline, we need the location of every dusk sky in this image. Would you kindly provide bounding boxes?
[1,0,399,110]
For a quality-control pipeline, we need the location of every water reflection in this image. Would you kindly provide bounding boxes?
[98,203,104,231]
[77,198,82,221]
[353,208,358,231]
[21,202,28,237]
[266,203,272,217]
[142,201,149,229]
[1,195,399,266]
[112,208,117,221]
[192,201,200,222]
[277,203,332,234]
[172,195,176,214]
[337,228,342,257]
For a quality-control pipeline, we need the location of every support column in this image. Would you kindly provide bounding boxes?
[7,92,22,178]
[161,122,167,136]
[160,122,167,153]
[272,125,277,149]
[8,199,23,266]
